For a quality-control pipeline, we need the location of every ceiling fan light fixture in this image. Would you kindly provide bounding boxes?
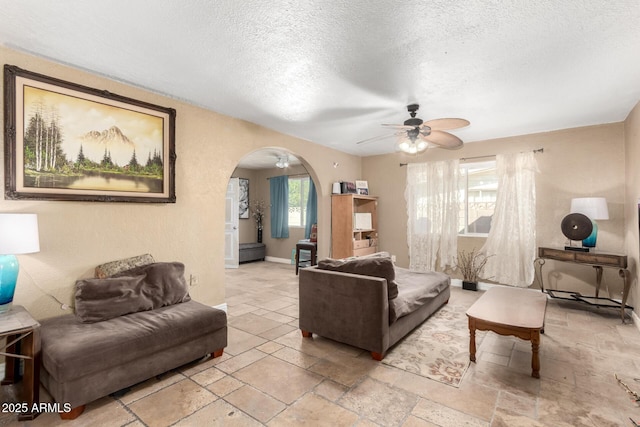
[378,104,468,154]
[275,156,289,169]
[398,136,428,155]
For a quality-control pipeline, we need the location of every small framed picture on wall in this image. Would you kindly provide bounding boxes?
[239,178,249,219]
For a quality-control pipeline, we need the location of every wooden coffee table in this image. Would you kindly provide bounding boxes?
[466,286,547,378]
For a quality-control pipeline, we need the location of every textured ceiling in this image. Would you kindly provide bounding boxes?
[1,0,639,161]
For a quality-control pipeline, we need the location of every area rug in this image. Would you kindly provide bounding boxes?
[381,304,485,387]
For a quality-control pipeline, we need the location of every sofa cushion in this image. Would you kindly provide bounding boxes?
[75,262,191,323]
[40,300,227,382]
[317,257,398,300]
[358,251,391,259]
[94,253,155,278]
[389,267,450,323]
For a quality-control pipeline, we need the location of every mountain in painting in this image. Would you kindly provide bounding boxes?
[82,126,133,148]
[79,126,136,166]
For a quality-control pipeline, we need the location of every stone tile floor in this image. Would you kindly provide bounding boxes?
[2,261,640,426]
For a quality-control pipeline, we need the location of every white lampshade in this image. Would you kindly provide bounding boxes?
[0,213,40,254]
[570,197,609,220]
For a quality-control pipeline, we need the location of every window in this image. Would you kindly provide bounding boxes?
[288,176,310,227]
[459,160,497,235]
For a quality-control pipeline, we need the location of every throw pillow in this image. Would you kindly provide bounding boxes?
[75,262,191,323]
[94,253,155,278]
[317,256,398,300]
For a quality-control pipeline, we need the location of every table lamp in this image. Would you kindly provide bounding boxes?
[570,197,609,248]
[0,213,40,313]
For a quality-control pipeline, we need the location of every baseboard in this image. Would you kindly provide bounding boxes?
[265,256,291,264]
[450,278,495,291]
[213,303,228,313]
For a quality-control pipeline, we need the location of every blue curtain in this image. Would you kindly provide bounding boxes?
[270,175,289,238]
[305,179,317,239]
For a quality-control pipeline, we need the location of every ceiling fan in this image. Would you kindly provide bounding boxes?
[357,104,469,154]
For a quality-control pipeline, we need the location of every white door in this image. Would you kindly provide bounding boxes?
[225,178,240,268]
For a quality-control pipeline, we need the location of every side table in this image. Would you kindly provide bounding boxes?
[1,305,41,420]
[295,241,317,275]
[535,247,632,322]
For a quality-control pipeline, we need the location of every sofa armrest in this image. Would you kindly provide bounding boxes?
[299,267,390,355]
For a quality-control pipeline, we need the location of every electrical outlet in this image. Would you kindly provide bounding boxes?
[391,255,396,263]
[190,274,199,286]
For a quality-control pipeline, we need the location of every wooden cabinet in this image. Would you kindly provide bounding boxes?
[331,194,378,259]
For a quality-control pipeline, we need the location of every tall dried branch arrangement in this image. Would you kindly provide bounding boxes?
[455,249,491,282]
[250,199,266,228]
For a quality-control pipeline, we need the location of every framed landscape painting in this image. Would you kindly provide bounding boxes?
[3,65,176,203]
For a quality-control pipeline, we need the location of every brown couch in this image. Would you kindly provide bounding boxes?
[39,256,227,419]
[299,254,450,360]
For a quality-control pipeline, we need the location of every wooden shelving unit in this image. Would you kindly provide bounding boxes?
[331,194,378,259]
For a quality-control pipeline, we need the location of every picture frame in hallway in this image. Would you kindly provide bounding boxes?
[3,65,176,203]
[238,178,249,219]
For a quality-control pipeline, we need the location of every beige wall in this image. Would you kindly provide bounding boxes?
[363,123,628,299]
[624,100,640,319]
[2,46,362,320]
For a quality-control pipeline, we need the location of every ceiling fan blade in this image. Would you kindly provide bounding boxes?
[381,123,414,129]
[355,132,397,145]
[421,130,463,149]
[422,118,470,131]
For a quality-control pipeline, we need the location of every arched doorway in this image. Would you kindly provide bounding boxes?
[225,147,320,268]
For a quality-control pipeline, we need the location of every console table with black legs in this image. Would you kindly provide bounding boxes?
[534,247,632,323]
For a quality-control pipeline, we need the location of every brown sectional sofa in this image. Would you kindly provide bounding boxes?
[39,255,227,419]
[299,254,450,360]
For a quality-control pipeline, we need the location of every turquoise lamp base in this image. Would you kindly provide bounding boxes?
[582,220,598,248]
[0,254,19,313]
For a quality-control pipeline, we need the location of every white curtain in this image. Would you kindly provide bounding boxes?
[405,160,460,272]
[481,151,538,287]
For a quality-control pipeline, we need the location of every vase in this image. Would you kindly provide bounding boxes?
[462,280,477,291]
[257,226,263,243]
[0,255,19,313]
